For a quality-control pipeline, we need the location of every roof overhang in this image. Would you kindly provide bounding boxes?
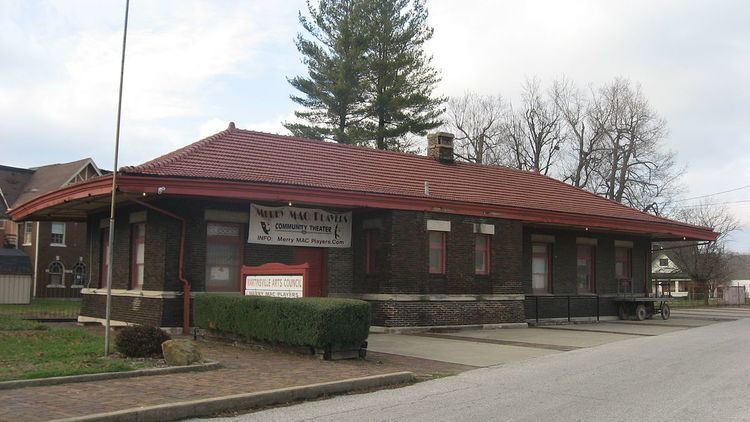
[8,174,719,241]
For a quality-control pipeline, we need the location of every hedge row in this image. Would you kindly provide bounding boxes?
[193,294,370,349]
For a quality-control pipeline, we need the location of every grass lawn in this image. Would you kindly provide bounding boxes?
[0,316,155,381]
[0,298,81,319]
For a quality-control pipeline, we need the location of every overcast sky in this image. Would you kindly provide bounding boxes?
[1,0,748,250]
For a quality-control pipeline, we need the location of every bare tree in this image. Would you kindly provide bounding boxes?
[443,92,506,164]
[504,78,564,175]
[442,77,683,218]
[668,202,740,304]
[551,78,605,189]
[589,78,683,212]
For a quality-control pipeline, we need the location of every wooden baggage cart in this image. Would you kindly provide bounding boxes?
[614,279,675,321]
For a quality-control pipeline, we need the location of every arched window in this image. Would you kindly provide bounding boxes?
[47,261,65,288]
[71,262,86,288]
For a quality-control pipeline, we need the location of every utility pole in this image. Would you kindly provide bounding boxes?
[104,0,130,356]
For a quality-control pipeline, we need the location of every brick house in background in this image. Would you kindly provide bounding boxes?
[8,125,716,330]
[1,159,102,298]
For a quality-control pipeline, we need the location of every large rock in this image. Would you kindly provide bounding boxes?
[161,339,203,366]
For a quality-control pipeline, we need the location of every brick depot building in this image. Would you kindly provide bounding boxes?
[8,124,716,330]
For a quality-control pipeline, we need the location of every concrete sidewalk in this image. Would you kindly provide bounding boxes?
[367,333,558,367]
[367,306,748,367]
[539,321,688,336]
[424,326,641,348]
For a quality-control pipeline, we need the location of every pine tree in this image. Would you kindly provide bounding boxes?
[284,0,369,144]
[362,0,444,150]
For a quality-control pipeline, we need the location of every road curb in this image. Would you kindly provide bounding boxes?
[51,371,415,422]
[0,360,222,391]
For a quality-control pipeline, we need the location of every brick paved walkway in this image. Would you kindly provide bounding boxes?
[0,338,471,421]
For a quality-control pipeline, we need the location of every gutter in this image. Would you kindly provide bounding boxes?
[130,198,191,335]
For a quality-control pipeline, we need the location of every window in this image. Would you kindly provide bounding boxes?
[205,222,242,292]
[50,222,66,246]
[23,222,33,245]
[659,258,669,267]
[475,234,491,275]
[428,231,446,274]
[130,223,145,289]
[47,261,65,288]
[576,245,595,293]
[365,229,377,275]
[532,243,551,293]
[71,262,86,287]
[615,247,632,281]
[100,229,110,288]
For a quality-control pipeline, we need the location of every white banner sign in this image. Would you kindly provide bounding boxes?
[245,275,303,298]
[248,204,351,248]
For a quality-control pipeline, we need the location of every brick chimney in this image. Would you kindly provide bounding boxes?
[427,132,455,164]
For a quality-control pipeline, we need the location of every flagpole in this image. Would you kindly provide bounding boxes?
[104,0,130,357]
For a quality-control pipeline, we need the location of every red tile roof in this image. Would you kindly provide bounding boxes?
[120,124,710,239]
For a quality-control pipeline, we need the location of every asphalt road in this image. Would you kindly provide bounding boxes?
[219,318,750,422]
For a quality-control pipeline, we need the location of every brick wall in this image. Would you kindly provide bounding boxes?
[327,247,353,294]
[522,227,652,318]
[81,293,164,326]
[351,210,524,297]
[80,197,654,327]
[370,300,525,327]
[33,221,89,298]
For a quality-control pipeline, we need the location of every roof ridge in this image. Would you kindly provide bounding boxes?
[0,164,35,173]
[122,123,237,173]
[235,127,446,163]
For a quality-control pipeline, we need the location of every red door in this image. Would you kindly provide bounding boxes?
[293,247,326,297]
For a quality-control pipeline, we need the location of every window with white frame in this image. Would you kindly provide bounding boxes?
[475,234,491,275]
[532,243,552,294]
[205,222,242,292]
[47,261,65,288]
[131,223,146,289]
[23,222,33,245]
[428,231,446,274]
[50,222,66,246]
[71,262,86,287]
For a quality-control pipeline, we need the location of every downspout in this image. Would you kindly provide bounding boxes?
[130,198,191,334]
[33,222,39,297]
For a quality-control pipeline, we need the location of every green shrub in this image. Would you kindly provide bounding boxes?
[194,295,370,349]
[115,325,171,358]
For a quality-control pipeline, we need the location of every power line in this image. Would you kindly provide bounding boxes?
[673,199,750,209]
[674,184,750,203]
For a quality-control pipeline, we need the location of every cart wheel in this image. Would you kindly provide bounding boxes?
[618,304,628,320]
[661,303,671,320]
[635,304,647,321]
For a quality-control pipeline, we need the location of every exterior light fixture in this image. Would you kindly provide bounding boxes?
[156,186,166,195]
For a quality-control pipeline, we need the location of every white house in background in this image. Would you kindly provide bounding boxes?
[728,254,750,300]
[651,250,691,297]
